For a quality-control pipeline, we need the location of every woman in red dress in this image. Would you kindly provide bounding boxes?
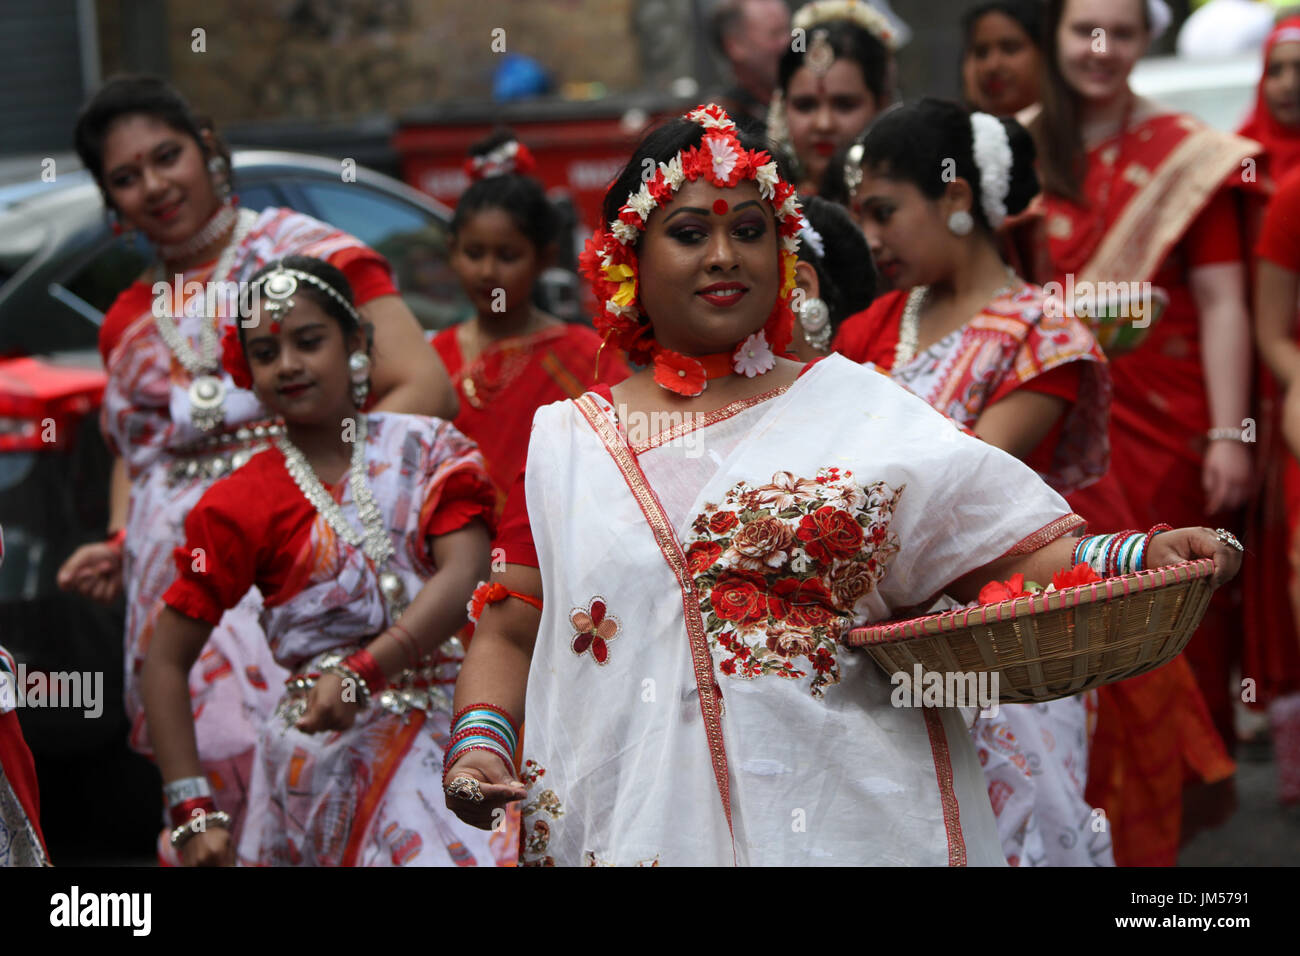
[1027,0,1255,863]
[432,132,630,501]
[0,525,49,866]
[1238,18,1300,799]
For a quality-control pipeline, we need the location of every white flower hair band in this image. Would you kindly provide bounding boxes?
[969,112,1013,230]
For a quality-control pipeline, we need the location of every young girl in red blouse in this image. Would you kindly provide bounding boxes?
[140,255,511,866]
[433,131,629,500]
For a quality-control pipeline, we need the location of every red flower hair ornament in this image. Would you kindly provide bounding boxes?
[220,323,254,390]
[464,140,538,181]
[579,104,805,397]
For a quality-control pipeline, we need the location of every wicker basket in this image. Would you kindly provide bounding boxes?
[842,559,1216,704]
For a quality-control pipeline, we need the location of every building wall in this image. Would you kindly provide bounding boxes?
[96,0,645,125]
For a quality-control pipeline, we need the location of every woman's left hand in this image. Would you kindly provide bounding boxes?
[1202,440,1252,514]
[1145,526,1243,589]
[295,672,365,734]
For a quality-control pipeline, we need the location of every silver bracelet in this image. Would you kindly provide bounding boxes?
[324,663,372,708]
[1207,427,1243,442]
[163,775,212,808]
[168,809,231,849]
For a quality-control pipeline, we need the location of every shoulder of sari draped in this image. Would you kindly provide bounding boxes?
[832,290,906,366]
[1044,108,1260,284]
[99,278,161,366]
[234,206,389,280]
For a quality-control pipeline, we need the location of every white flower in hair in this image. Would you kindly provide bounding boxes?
[781,234,801,255]
[611,220,640,245]
[778,193,801,220]
[969,112,1014,230]
[734,332,776,377]
[798,223,826,259]
[661,154,685,190]
[626,186,658,222]
[688,106,735,131]
[755,161,779,200]
[705,135,740,181]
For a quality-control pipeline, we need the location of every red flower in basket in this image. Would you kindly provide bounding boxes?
[1050,563,1102,591]
[220,323,254,390]
[978,573,1033,605]
[571,597,620,664]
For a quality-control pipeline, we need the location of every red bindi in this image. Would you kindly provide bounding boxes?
[269,321,281,335]
[712,199,729,215]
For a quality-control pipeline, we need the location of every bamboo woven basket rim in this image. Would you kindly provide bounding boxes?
[843,558,1216,648]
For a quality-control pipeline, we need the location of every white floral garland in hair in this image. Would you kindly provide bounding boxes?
[792,0,900,51]
[798,222,826,260]
[969,112,1013,230]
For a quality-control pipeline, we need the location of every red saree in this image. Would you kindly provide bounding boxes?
[433,323,630,500]
[1035,106,1254,864]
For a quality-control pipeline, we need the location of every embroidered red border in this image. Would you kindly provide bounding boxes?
[575,395,736,849]
[921,708,967,866]
[1000,512,1086,557]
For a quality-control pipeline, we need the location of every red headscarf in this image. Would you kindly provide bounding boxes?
[1239,16,1300,185]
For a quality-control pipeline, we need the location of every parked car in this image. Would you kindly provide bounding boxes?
[0,149,485,861]
[1129,53,1259,132]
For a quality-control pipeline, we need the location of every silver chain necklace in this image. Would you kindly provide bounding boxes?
[153,207,258,431]
[894,268,1021,370]
[274,414,409,620]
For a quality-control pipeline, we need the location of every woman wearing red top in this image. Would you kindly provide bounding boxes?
[54,75,457,858]
[835,98,1113,866]
[1026,0,1255,863]
[432,131,629,499]
[1250,168,1300,805]
[0,524,49,866]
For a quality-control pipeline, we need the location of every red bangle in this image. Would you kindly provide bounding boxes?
[105,528,126,555]
[343,649,388,693]
[442,744,516,784]
[169,796,216,828]
[388,623,421,670]
[447,725,512,752]
[451,701,520,737]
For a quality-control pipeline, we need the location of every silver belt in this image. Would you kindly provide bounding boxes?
[166,421,285,486]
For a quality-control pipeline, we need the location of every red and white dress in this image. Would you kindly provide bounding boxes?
[99,207,400,834]
[835,285,1115,866]
[163,412,515,866]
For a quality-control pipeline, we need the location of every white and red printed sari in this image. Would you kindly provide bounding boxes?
[163,413,515,866]
[98,207,399,838]
[501,354,1084,865]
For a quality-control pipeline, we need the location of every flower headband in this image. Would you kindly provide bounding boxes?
[219,262,364,389]
[792,0,900,51]
[464,140,538,181]
[969,112,1013,230]
[579,104,805,396]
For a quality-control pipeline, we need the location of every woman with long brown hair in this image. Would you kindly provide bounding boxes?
[1028,0,1256,865]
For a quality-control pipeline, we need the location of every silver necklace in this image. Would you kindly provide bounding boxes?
[157,200,237,262]
[274,414,409,620]
[153,207,258,432]
[894,268,1021,370]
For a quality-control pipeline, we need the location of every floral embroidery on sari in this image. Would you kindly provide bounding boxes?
[570,597,620,664]
[519,760,565,867]
[687,468,903,699]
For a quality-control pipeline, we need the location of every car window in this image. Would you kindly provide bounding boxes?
[60,231,152,317]
[233,183,280,212]
[296,180,473,331]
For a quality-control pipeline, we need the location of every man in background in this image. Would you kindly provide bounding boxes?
[709,0,792,129]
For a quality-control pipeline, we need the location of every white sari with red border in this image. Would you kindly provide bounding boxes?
[515,354,1083,866]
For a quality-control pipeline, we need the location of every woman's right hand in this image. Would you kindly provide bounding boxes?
[56,542,124,605]
[180,824,233,867]
[443,750,527,830]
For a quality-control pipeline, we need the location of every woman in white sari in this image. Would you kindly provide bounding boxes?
[442,105,1243,866]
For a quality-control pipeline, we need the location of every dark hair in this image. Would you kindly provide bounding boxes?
[778,19,891,103]
[73,74,232,210]
[600,116,776,230]
[857,97,1038,231]
[451,129,558,250]
[1036,0,1151,200]
[961,0,1044,52]
[796,194,876,336]
[242,255,364,346]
